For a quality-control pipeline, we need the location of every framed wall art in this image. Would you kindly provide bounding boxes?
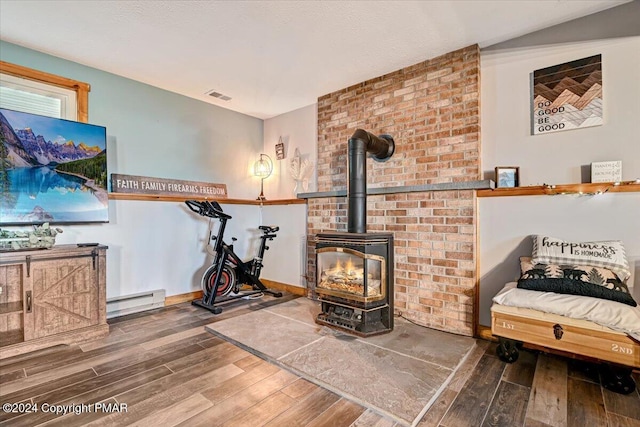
[495,166,520,188]
[0,108,108,225]
[532,54,602,135]
[275,136,285,160]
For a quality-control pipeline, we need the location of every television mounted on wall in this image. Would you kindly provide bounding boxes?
[0,108,108,225]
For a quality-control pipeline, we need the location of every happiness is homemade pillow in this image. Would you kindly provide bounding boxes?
[531,235,631,282]
[517,257,636,307]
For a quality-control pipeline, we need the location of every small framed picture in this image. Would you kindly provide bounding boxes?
[275,137,286,160]
[495,166,520,188]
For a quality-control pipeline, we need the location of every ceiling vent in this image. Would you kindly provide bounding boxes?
[205,90,232,101]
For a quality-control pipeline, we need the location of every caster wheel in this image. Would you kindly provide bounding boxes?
[496,338,520,363]
[600,365,636,395]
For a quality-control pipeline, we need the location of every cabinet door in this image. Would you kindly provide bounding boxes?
[25,255,99,340]
[0,263,27,347]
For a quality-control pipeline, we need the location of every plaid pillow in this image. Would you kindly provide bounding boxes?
[531,235,630,282]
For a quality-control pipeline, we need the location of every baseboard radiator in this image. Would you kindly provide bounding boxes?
[106,289,166,319]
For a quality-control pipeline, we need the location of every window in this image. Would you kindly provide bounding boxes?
[0,61,90,123]
[1,73,76,119]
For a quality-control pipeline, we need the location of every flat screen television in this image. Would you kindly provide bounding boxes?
[0,108,108,225]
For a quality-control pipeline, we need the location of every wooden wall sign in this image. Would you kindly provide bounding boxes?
[110,174,227,198]
[532,54,602,135]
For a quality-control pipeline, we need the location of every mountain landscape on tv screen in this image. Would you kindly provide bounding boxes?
[0,110,107,189]
[0,109,109,224]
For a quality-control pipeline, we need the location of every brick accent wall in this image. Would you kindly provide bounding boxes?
[308,45,480,336]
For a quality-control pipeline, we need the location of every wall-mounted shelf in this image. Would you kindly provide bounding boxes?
[298,180,495,199]
[108,193,306,206]
[477,181,640,198]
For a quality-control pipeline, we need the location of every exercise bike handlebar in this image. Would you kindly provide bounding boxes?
[186,201,278,236]
[185,200,203,213]
[185,200,232,220]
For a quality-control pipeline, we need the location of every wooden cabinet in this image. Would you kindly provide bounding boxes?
[0,263,25,348]
[0,245,108,359]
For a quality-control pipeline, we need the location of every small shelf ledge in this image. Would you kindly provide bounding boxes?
[298,180,495,199]
[477,181,640,198]
[0,301,23,316]
[0,330,24,347]
[108,193,306,206]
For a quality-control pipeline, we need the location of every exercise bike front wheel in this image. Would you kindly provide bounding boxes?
[202,262,237,298]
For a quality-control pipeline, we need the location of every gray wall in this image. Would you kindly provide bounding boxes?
[479,33,640,326]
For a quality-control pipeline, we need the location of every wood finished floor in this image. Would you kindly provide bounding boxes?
[0,294,638,427]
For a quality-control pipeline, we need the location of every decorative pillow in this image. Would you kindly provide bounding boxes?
[531,235,631,282]
[517,257,637,307]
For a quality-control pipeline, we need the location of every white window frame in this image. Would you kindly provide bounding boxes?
[0,60,90,123]
[1,73,77,120]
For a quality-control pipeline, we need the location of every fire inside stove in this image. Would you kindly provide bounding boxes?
[317,248,385,302]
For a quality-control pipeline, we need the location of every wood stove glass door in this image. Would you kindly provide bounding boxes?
[316,248,385,302]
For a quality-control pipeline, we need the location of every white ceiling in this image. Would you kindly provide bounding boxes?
[0,1,629,119]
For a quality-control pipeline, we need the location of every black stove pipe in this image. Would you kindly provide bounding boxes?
[347,129,395,233]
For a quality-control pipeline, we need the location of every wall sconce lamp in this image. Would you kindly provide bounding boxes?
[254,153,273,200]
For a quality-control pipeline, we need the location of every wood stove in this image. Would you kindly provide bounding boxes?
[315,232,394,336]
[315,129,395,336]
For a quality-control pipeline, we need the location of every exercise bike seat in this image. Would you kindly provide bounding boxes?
[259,225,279,233]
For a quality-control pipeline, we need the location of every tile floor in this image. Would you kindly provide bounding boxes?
[205,298,476,426]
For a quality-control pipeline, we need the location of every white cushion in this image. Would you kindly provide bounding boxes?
[493,282,640,341]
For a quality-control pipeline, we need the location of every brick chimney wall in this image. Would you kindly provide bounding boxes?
[308,45,480,336]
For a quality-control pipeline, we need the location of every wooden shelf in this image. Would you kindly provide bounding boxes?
[108,193,306,206]
[477,181,640,198]
[0,301,23,316]
[298,180,494,199]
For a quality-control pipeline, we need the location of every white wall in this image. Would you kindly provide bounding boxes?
[263,104,318,199]
[479,36,640,326]
[70,201,261,298]
[257,104,317,288]
[479,194,640,325]
[259,204,308,287]
[481,37,640,185]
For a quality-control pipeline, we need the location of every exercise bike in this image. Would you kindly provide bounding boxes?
[185,200,282,314]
